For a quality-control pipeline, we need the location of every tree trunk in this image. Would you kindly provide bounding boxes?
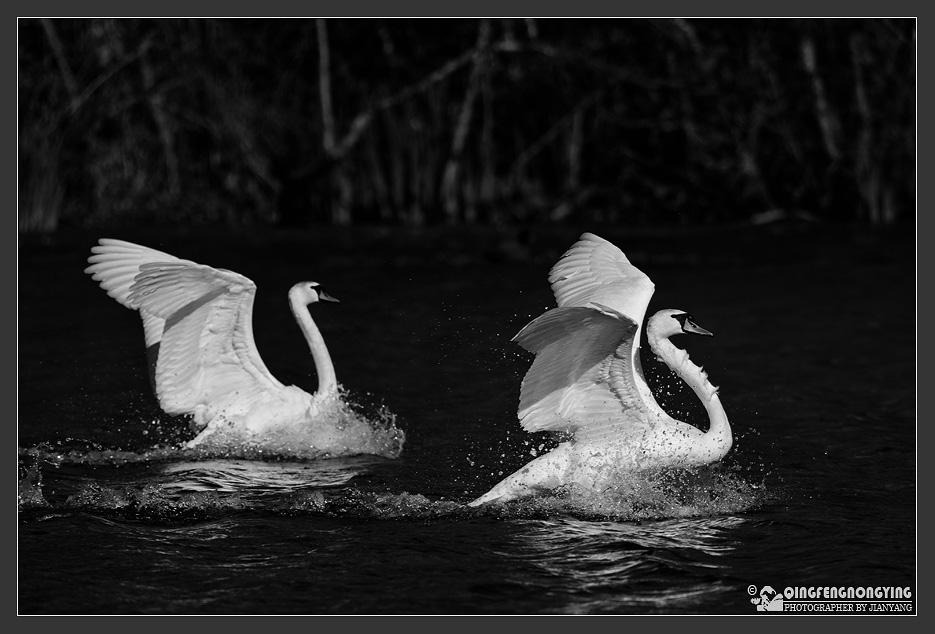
[801,36,841,161]
[140,47,181,199]
[441,19,492,224]
[317,18,352,225]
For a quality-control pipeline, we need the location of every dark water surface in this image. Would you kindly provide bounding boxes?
[18,224,916,615]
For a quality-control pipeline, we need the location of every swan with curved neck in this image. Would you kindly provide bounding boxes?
[289,282,338,398]
[85,238,341,449]
[469,233,733,507]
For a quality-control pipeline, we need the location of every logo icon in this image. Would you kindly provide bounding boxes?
[749,585,784,611]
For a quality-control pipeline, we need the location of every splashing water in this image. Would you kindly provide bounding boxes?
[18,424,763,524]
[17,453,49,509]
[19,387,761,524]
[183,387,406,460]
[26,386,404,464]
[17,445,400,519]
[468,465,765,522]
[18,461,761,524]
[17,386,406,517]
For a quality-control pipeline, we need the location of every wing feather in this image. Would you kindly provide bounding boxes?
[514,306,652,441]
[512,233,663,443]
[85,239,284,417]
[548,232,655,326]
[85,239,191,308]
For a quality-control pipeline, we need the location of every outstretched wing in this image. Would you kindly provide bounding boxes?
[85,239,284,416]
[548,232,654,326]
[84,239,183,349]
[512,233,661,442]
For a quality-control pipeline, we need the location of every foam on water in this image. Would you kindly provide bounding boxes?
[466,466,766,522]
[17,386,407,517]
[17,459,49,509]
[19,441,764,523]
[183,389,406,460]
[19,388,762,524]
[459,426,767,521]
[21,387,405,465]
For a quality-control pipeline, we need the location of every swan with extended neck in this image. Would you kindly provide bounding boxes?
[85,238,341,449]
[469,232,733,507]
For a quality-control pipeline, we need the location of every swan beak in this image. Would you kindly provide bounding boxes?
[683,318,713,337]
[318,290,340,303]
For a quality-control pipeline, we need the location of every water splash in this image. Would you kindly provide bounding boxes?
[60,482,252,520]
[17,449,49,509]
[19,464,764,525]
[459,427,765,522]
[17,454,386,521]
[17,385,405,517]
[326,490,465,520]
[460,459,767,522]
[18,443,765,524]
[21,387,405,465]
[184,389,405,460]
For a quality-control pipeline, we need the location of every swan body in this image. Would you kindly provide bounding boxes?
[85,238,341,449]
[469,232,732,507]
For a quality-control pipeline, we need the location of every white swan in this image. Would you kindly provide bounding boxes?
[469,232,732,507]
[85,238,341,449]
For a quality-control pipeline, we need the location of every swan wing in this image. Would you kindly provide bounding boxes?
[86,239,186,307]
[548,232,655,327]
[513,306,655,443]
[86,239,284,416]
[85,239,187,347]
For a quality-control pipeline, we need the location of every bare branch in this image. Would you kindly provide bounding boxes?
[801,36,841,161]
[40,19,79,106]
[442,19,493,221]
[509,90,604,181]
[292,41,477,178]
[42,35,154,137]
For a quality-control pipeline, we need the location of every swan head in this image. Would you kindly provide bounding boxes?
[647,309,713,339]
[289,282,340,306]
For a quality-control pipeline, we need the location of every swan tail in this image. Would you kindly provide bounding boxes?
[182,412,226,449]
[468,446,571,507]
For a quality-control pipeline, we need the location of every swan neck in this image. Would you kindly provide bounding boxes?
[647,327,730,444]
[289,292,338,397]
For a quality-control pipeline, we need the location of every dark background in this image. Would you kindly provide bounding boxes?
[19,18,915,234]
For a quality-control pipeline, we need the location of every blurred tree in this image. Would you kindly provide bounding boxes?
[17,18,915,232]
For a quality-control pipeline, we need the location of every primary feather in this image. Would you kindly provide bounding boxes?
[86,239,284,421]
